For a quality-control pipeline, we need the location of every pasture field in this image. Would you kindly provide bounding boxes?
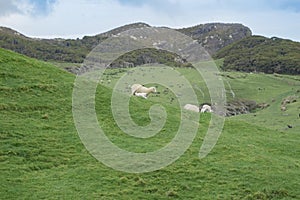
[99,65,300,134]
[1,48,299,199]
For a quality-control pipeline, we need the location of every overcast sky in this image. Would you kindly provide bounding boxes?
[0,0,299,41]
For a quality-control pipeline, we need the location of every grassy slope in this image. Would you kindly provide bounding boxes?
[1,48,299,199]
[220,71,300,134]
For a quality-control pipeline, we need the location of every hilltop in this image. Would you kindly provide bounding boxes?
[177,23,251,55]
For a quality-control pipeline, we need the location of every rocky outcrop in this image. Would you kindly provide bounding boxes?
[223,99,268,117]
[281,96,298,111]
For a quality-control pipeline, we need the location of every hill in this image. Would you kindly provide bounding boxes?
[0,26,90,63]
[215,35,300,75]
[1,48,299,199]
[177,23,251,55]
[2,23,300,75]
[0,22,251,63]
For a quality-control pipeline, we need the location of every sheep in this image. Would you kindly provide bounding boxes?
[131,84,156,96]
[183,103,213,113]
[200,104,213,113]
[134,92,148,99]
[184,104,200,112]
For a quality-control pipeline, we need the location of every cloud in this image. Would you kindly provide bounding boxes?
[27,0,58,16]
[0,0,57,17]
[0,0,22,16]
[117,0,148,6]
[268,0,300,12]
[116,0,300,14]
[0,0,299,41]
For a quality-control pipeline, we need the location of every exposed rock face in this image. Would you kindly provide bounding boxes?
[177,23,252,55]
[184,99,269,117]
[224,99,258,116]
[281,96,298,111]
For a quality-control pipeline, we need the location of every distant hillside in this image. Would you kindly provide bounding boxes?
[3,22,300,75]
[0,22,251,63]
[0,26,88,63]
[215,36,300,75]
[80,22,150,49]
[177,23,252,55]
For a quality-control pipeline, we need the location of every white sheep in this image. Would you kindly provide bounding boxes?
[131,84,156,96]
[134,92,148,99]
[184,104,200,112]
[200,104,213,113]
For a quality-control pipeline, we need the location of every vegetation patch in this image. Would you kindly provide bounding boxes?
[215,35,300,75]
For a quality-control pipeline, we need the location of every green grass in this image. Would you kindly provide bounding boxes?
[48,61,81,70]
[1,48,299,199]
[219,71,300,134]
[98,65,300,135]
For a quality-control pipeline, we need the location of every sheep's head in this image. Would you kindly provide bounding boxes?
[150,87,157,93]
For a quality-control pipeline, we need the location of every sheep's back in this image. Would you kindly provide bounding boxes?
[131,84,142,95]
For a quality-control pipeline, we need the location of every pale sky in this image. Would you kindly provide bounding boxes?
[0,0,299,41]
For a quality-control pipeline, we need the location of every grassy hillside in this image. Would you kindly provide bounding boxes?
[0,27,89,63]
[219,71,300,133]
[215,36,300,75]
[97,66,300,134]
[1,48,300,199]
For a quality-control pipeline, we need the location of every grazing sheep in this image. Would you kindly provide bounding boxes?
[131,84,156,96]
[200,104,213,113]
[184,104,200,112]
[134,92,148,99]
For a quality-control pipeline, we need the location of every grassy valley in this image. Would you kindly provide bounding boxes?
[1,48,299,199]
